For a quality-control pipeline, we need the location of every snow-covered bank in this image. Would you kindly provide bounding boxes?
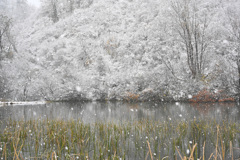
[0,101,46,106]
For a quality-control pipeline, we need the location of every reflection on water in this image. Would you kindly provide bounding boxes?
[0,102,239,123]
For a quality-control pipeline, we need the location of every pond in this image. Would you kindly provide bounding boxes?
[0,102,240,159]
[0,102,239,122]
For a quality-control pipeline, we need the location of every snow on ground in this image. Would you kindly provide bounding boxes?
[0,101,46,106]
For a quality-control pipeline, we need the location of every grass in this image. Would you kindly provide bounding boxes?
[0,118,239,160]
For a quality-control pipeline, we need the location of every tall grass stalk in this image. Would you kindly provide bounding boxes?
[0,119,239,159]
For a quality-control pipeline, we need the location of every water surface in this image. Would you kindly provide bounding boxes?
[0,101,239,123]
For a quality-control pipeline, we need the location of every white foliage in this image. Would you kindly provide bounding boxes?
[1,0,239,101]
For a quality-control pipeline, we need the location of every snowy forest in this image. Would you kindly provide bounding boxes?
[0,0,240,102]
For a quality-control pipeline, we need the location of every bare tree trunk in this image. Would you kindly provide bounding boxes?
[51,0,59,23]
[69,0,74,13]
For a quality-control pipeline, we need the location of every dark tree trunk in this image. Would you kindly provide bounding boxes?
[52,0,59,23]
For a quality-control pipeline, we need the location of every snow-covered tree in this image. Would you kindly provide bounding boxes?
[1,0,239,101]
[68,0,74,13]
[0,0,33,22]
[220,4,240,99]
[0,13,11,100]
[0,14,16,57]
[15,0,29,20]
[41,0,59,22]
[170,0,211,79]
